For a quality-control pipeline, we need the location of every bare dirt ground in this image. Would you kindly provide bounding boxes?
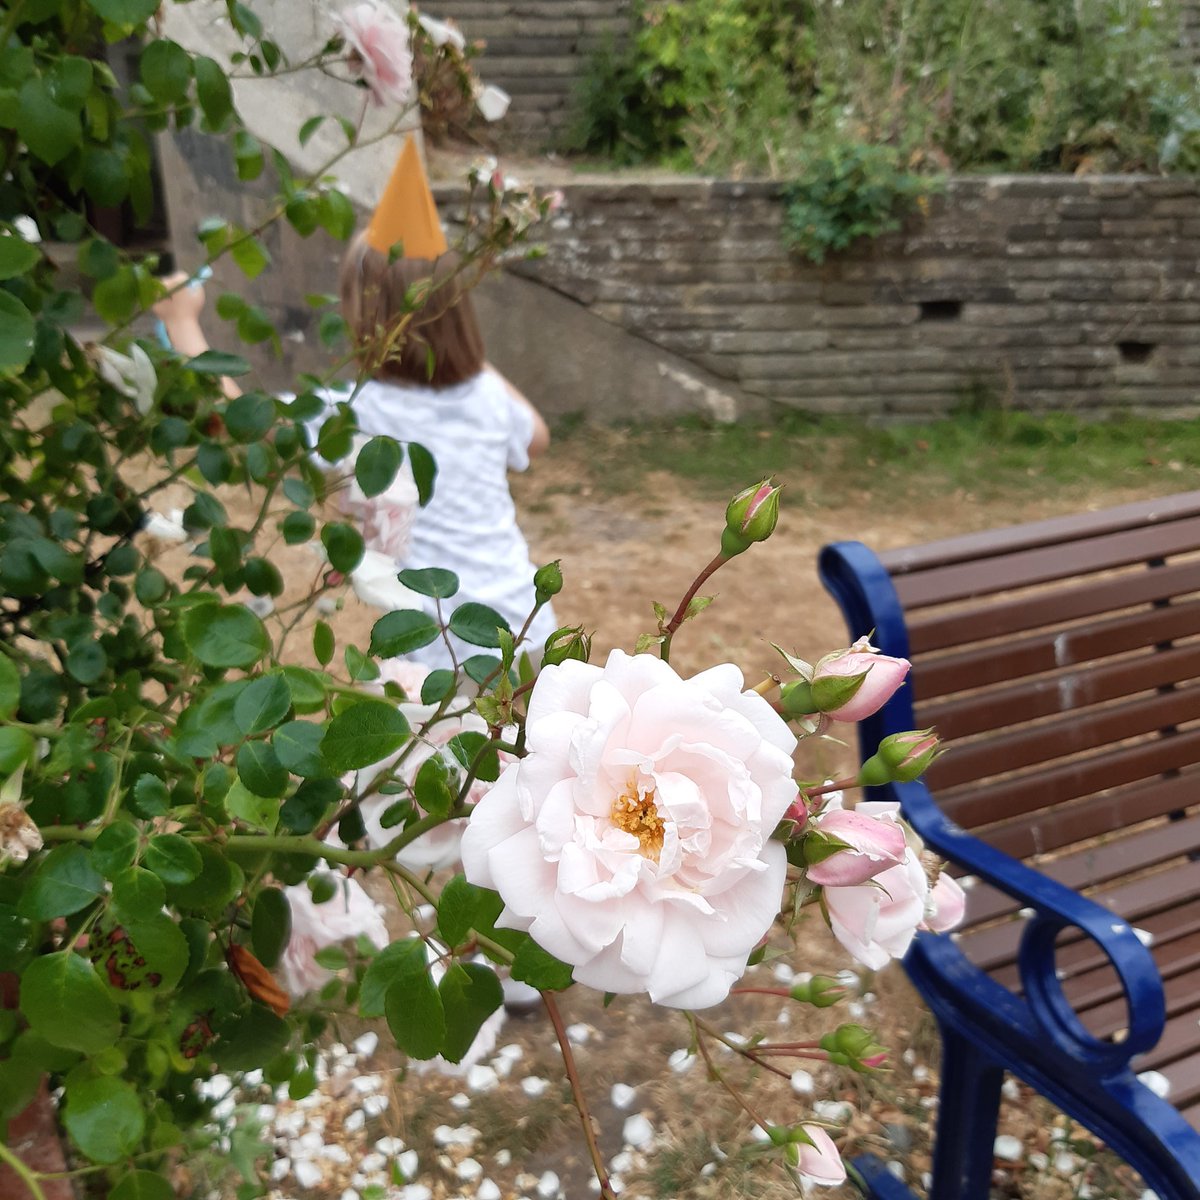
[137,431,1167,1200]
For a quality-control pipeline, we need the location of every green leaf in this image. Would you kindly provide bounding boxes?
[92,821,139,878]
[92,267,138,325]
[0,655,18,719]
[439,963,503,1064]
[449,602,511,649]
[144,833,202,886]
[511,939,574,991]
[17,77,80,166]
[140,39,192,104]
[20,953,119,1054]
[233,130,264,180]
[437,875,488,948]
[385,958,446,1061]
[359,938,424,1019]
[251,887,292,969]
[132,773,169,817]
[298,115,325,146]
[194,55,233,129]
[447,731,500,782]
[231,235,270,279]
[184,603,270,669]
[86,0,161,23]
[0,234,39,280]
[235,741,288,801]
[225,777,281,831]
[280,778,339,835]
[66,640,106,684]
[413,755,455,820]
[368,610,441,659]
[397,568,459,599]
[63,1076,144,1164]
[313,621,335,666]
[0,727,32,776]
[81,147,127,209]
[111,866,166,923]
[212,1004,290,1071]
[273,721,327,778]
[420,670,456,704]
[234,673,292,735]
[354,436,403,498]
[317,188,356,241]
[166,844,242,917]
[110,1170,176,1200]
[408,441,437,506]
[321,700,410,771]
[186,349,251,376]
[19,845,104,920]
[121,913,189,990]
[321,522,364,573]
[282,510,315,545]
[281,666,327,714]
[0,291,35,374]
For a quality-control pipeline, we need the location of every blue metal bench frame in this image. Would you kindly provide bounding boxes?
[819,539,1200,1200]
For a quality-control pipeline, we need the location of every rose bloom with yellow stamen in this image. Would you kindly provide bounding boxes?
[460,649,799,1008]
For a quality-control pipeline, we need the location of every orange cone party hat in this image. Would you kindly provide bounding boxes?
[365,133,449,260]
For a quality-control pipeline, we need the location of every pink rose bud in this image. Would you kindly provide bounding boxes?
[819,1023,888,1072]
[788,974,846,1008]
[859,729,941,786]
[781,794,809,830]
[811,646,910,722]
[923,871,967,933]
[721,479,781,557]
[804,808,908,887]
[789,1126,846,1186]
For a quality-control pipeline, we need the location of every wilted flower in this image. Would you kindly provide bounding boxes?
[334,2,414,106]
[278,876,390,997]
[92,343,157,415]
[460,650,798,1008]
[0,802,42,868]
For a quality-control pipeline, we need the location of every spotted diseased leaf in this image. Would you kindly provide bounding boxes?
[226,943,290,1016]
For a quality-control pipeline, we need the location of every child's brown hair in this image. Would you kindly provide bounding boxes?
[339,233,485,389]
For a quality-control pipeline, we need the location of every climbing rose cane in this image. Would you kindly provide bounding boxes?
[460,650,798,1008]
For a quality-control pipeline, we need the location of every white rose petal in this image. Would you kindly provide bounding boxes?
[475,83,511,122]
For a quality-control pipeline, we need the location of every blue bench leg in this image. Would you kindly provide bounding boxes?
[928,1024,1006,1200]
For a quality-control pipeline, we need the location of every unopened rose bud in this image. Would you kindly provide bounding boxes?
[542,625,591,666]
[811,645,910,722]
[324,570,345,588]
[782,794,809,830]
[857,730,941,787]
[778,679,815,718]
[533,560,563,601]
[819,1023,887,1071]
[721,479,781,557]
[789,974,846,1008]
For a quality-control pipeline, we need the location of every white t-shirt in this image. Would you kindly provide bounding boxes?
[311,370,558,670]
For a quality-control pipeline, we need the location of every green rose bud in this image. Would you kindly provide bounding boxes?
[534,559,563,602]
[542,624,591,666]
[720,479,782,557]
[789,974,847,1008]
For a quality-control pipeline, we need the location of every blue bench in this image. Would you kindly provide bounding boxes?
[819,492,1200,1200]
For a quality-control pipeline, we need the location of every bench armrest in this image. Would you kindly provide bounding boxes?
[896,777,1167,1070]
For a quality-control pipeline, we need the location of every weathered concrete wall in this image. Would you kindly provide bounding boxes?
[418,0,632,145]
[432,175,1200,418]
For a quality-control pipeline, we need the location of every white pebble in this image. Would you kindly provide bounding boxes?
[701,1162,717,1177]
[362,1094,389,1117]
[566,1023,591,1045]
[887,1162,906,1181]
[316,596,338,615]
[415,904,437,924]
[1138,1070,1171,1099]
[536,1170,561,1199]
[450,1092,472,1110]
[344,1109,365,1132]
[477,1182,502,1200]
[353,1031,379,1058]
[1001,1079,1021,1101]
[994,1135,1023,1162]
[813,1100,853,1123]
[320,1144,351,1164]
[847,1001,866,1020]
[375,1136,405,1156]
[521,1076,550,1098]
[298,1132,323,1154]
[340,1190,359,1200]
[456,1158,483,1182]
[351,1075,382,1095]
[269,1158,290,1181]
[359,1152,385,1173]
[498,1044,524,1061]
[609,1151,636,1175]
[397,1149,419,1179]
[913,1065,930,1082]
[772,963,796,984]
[610,1083,638,1110]
[494,1149,512,1167]
[467,1065,500,1093]
[790,1070,814,1096]
[1055,1152,1080,1174]
[433,1125,479,1148]
[399,1187,432,1200]
[622,1114,654,1149]
[1029,1153,1048,1170]
[750,1124,772,1143]
[292,1159,323,1189]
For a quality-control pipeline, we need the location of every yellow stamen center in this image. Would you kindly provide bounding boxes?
[610,783,664,859]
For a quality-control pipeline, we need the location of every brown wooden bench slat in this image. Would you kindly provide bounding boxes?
[928,688,1200,792]
[890,519,1200,610]
[957,859,1200,972]
[908,559,1200,654]
[942,726,1200,830]
[1070,960,1200,1045]
[985,770,1200,863]
[1147,1046,1200,1111]
[915,599,1200,700]
[1135,1002,1200,1073]
[921,641,1200,742]
[961,814,1200,927]
[1064,928,1200,1017]
[879,492,1200,578]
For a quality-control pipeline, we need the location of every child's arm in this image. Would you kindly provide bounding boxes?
[153,272,241,399]
[487,362,549,459]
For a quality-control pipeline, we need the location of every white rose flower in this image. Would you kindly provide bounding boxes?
[460,650,798,1009]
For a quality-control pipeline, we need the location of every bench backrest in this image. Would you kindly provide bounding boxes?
[821,491,1200,865]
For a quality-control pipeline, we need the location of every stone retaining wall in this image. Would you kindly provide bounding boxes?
[437,174,1200,418]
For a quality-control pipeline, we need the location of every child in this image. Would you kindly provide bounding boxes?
[319,135,557,671]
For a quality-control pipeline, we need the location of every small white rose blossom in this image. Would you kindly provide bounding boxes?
[334,2,414,106]
[93,343,157,414]
[279,876,390,997]
[460,650,799,1008]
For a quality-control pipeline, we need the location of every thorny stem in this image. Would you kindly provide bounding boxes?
[0,1138,47,1200]
[659,552,729,664]
[543,991,618,1200]
[689,1015,776,1133]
